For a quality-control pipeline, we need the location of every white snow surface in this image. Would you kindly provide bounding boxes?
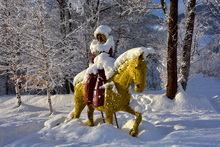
[1,74,220,146]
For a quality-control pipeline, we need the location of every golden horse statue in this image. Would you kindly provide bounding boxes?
[66,48,153,137]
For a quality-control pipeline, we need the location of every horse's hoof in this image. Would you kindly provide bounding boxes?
[129,129,138,137]
[88,123,94,127]
[84,121,94,126]
[64,118,71,123]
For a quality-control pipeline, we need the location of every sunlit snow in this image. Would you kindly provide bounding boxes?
[1,74,220,146]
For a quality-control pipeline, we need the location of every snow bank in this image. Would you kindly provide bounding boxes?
[1,74,220,146]
[0,95,73,146]
[187,73,220,113]
[44,114,66,128]
[131,84,215,113]
[187,73,220,98]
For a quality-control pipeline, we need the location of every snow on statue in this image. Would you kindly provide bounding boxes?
[65,25,154,137]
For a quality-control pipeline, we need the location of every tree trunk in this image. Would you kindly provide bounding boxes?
[57,0,67,35]
[180,0,196,91]
[64,78,70,94]
[46,62,53,115]
[70,80,74,92]
[38,8,53,115]
[5,72,9,95]
[45,60,53,115]
[47,87,53,116]
[15,82,21,107]
[67,6,73,33]
[166,0,178,99]
[13,64,22,107]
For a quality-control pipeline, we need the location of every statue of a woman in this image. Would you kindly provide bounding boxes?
[84,25,115,107]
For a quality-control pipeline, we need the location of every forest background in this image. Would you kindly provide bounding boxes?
[0,0,219,105]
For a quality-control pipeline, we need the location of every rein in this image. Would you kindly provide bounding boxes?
[101,111,119,128]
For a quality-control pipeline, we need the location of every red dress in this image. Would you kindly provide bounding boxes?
[84,48,113,107]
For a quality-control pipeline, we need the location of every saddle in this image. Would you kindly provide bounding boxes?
[84,69,106,107]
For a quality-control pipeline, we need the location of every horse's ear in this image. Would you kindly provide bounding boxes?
[138,52,144,60]
[146,53,153,58]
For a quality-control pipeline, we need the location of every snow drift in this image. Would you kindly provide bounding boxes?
[0,74,220,146]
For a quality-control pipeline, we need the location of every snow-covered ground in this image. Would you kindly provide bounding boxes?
[1,74,220,146]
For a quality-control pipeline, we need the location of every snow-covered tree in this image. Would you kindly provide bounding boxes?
[0,0,28,107]
[49,0,87,93]
[23,0,66,115]
[0,0,171,98]
[180,2,220,80]
[147,54,162,90]
[20,0,89,114]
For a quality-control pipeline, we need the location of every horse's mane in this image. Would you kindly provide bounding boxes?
[114,47,154,70]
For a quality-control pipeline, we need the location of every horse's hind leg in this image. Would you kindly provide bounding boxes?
[74,101,86,118]
[121,106,142,137]
[73,82,86,119]
[65,99,86,123]
[86,105,94,126]
[105,111,113,124]
[65,86,85,123]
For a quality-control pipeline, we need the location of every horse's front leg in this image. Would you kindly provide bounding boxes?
[121,106,142,137]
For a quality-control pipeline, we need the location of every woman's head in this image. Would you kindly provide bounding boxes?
[96,33,107,43]
[94,25,111,43]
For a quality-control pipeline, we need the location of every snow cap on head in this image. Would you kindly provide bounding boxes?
[94,25,112,38]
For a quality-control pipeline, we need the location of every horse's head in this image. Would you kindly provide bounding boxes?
[130,52,147,93]
[113,48,153,93]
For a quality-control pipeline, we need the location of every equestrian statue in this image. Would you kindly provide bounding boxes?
[65,25,154,137]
